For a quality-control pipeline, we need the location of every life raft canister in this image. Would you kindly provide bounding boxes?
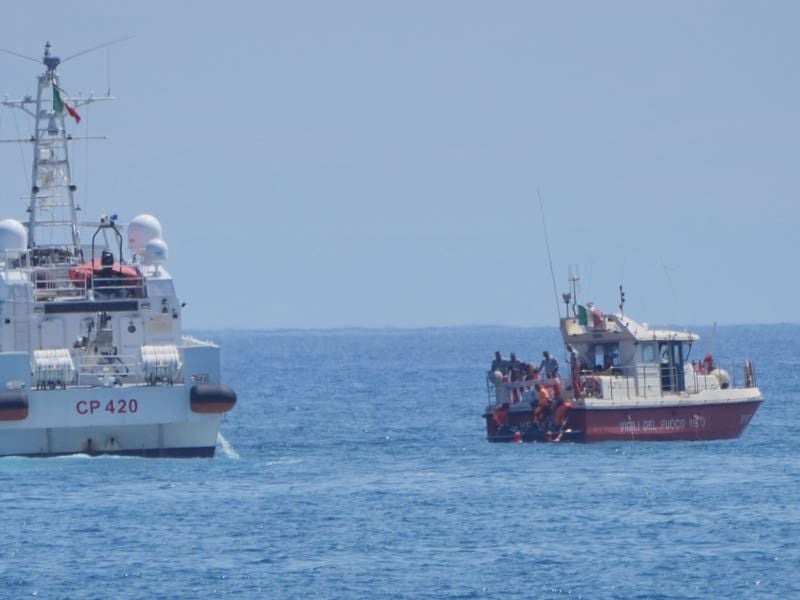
[0,391,28,421]
[190,383,237,414]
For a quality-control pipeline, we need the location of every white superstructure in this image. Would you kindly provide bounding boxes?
[0,43,236,457]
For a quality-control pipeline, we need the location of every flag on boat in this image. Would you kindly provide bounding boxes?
[53,85,81,123]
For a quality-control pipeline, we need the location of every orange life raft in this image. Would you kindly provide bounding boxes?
[68,259,142,287]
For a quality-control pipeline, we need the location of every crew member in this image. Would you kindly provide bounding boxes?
[491,351,507,374]
[490,403,509,434]
[509,352,524,381]
[533,383,551,429]
[539,351,559,379]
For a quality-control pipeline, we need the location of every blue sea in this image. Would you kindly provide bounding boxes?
[1,325,798,598]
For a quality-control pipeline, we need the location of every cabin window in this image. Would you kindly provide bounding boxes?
[641,343,655,363]
[590,343,619,370]
[658,342,686,365]
[657,340,688,392]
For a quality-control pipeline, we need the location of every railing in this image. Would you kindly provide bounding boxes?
[487,360,759,406]
[486,371,559,405]
[575,360,758,401]
[72,353,184,387]
[31,267,87,301]
[86,273,146,299]
[30,267,147,302]
[485,372,495,404]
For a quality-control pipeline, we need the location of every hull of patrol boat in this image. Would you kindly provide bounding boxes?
[484,398,762,443]
[0,383,235,458]
[573,399,762,442]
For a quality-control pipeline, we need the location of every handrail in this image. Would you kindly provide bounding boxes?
[487,359,759,406]
[72,352,184,386]
[29,266,146,301]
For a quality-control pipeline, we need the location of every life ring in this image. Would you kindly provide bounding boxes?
[582,376,603,398]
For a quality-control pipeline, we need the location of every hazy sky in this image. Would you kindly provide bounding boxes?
[0,1,797,329]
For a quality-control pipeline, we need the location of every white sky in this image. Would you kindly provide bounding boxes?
[0,1,797,329]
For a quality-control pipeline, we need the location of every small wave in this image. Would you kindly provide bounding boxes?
[0,453,136,464]
[217,433,240,459]
[46,452,139,460]
[54,453,95,460]
[265,458,303,466]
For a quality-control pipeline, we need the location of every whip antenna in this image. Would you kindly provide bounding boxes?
[0,47,40,64]
[61,35,133,64]
[538,189,561,320]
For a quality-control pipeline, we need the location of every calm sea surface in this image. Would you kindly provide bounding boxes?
[0,325,798,599]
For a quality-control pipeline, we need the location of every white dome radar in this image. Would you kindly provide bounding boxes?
[143,238,168,266]
[0,219,28,255]
[128,214,163,254]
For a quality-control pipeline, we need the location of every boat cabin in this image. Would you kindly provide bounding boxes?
[561,305,704,396]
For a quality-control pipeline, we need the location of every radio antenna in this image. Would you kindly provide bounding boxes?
[61,34,133,64]
[537,189,561,320]
[0,47,40,64]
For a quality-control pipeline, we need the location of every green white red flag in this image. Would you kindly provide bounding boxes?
[53,85,81,123]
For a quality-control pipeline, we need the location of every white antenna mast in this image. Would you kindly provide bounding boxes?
[0,41,121,252]
[568,264,580,317]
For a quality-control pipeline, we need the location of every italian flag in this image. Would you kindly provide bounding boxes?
[53,85,81,123]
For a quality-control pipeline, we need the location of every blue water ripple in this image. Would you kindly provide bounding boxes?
[0,326,798,598]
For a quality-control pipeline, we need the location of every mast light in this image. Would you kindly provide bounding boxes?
[43,41,60,72]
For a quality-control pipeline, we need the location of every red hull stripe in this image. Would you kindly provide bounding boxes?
[576,401,762,441]
[190,401,236,414]
[0,394,28,421]
[485,400,762,442]
[0,408,28,421]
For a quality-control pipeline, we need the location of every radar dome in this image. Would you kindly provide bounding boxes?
[128,214,163,254]
[143,238,168,266]
[0,219,27,254]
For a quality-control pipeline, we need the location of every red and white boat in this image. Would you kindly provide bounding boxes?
[483,291,762,443]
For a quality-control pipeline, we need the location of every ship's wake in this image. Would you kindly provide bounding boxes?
[216,433,240,459]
